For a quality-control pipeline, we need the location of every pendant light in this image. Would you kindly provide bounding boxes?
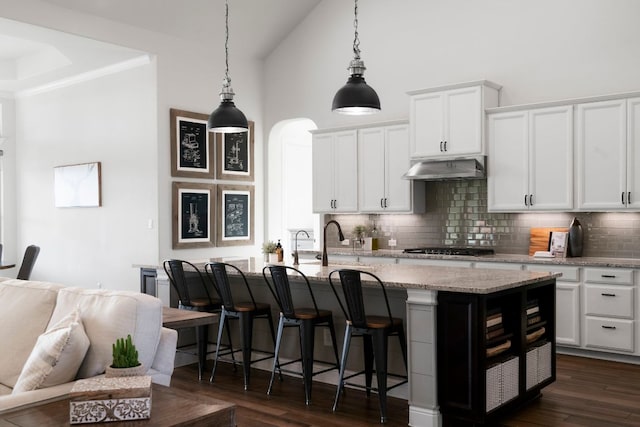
[208,0,248,133]
[332,0,380,115]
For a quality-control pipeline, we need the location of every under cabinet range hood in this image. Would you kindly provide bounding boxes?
[402,156,486,181]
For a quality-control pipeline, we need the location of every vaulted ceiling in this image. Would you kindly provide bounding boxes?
[0,0,321,94]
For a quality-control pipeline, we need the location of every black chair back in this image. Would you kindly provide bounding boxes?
[163,259,215,307]
[205,262,258,311]
[263,265,320,318]
[329,269,395,329]
[17,245,40,280]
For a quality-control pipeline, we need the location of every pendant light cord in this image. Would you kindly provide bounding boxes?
[352,0,360,60]
[224,0,230,85]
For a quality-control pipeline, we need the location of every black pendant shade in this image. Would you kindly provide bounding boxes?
[208,0,248,134]
[332,74,381,115]
[332,0,380,115]
[208,99,248,133]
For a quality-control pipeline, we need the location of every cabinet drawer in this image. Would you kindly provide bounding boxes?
[585,285,634,318]
[584,268,634,285]
[585,317,634,352]
[526,265,579,282]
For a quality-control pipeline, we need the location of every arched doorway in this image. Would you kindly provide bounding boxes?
[267,118,318,259]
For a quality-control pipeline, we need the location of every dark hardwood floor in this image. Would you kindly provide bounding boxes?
[170,354,640,426]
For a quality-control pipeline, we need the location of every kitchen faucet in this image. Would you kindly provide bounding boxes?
[322,220,345,266]
[292,229,310,266]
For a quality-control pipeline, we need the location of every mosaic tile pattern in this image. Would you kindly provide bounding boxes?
[327,180,640,258]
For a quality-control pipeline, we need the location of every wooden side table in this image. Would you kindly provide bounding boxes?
[162,306,218,380]
[0,383,235,426]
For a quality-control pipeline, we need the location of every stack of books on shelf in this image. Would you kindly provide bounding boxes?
[486,308,510,357]
[526,299,546,344]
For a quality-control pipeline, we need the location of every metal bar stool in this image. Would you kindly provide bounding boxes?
[206,261,278,390]
[163,259,234,380]
[328,268,408,424]
[262,264,340,405]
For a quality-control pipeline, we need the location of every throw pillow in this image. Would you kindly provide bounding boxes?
[12,308,90,393]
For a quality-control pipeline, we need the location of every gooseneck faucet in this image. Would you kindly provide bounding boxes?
[293,229,310,266]
[322,220,345,266]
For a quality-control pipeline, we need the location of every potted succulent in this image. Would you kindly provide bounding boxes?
[105,334,145,377]
[262,240,278,263]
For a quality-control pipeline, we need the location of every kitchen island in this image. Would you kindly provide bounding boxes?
[140,258,559,427]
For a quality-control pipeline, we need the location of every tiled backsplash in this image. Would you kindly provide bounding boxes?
[328,180,640,259]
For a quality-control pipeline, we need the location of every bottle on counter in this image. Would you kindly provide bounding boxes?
[276,239,284,262]
[371,224,379,251]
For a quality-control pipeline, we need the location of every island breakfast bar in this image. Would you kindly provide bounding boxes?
[142,258,559,427]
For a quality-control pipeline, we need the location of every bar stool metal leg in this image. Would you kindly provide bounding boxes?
[333,323,353,412]
[267,313,286,396]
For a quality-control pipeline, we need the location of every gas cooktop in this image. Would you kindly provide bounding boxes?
[402,247,495,256]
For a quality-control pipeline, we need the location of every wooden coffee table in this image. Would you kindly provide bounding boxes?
[0,383,235,426]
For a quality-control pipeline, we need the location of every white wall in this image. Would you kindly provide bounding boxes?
[16,63,157,289]
[264,0,640,132]
[1,0,266,290]
[0,96,16,267]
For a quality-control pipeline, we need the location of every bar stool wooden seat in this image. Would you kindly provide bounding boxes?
[262,264,340,405]
[328,268,408,424]
[206,261,277,391]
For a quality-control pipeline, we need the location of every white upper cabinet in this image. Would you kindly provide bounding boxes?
[575,98,640,210]
[408,81,501,159]
[358,123,424,213]
[312,130,358,213]
[488,106,573,211]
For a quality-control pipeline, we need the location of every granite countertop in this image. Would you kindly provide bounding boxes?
[298,249,640,269]
[184,257,559,295]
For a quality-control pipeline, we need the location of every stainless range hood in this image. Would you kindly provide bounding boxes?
[402,156,486,181]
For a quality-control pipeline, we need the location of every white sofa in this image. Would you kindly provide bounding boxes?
[0,277,178,413]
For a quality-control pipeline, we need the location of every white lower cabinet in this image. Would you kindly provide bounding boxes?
[526,264,581,347]
[583,267,636,353]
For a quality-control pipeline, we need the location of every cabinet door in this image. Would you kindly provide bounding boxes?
[312,133,335,213]
[576,99,627,210]
[445,86,483,156]
[410,92,444,157]
[627,97,640,209]
[358,127,386,212]
[333,130,358,212]
[487,111,529,211]
[529,106,573,210]
[556,282,580,346]
[384,124,412,211]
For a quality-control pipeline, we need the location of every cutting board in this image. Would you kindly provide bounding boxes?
[529,227,568,256]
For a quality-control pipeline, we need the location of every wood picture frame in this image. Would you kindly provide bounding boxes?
[54,162,102,208]
[215,121,254,181]
[217,184,254,246]
[172,182,216,249]
[170,108,214,179]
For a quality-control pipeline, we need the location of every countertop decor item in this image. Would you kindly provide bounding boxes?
[208,0,248,133]
[568,217,584,257]
[331,0,380,115]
